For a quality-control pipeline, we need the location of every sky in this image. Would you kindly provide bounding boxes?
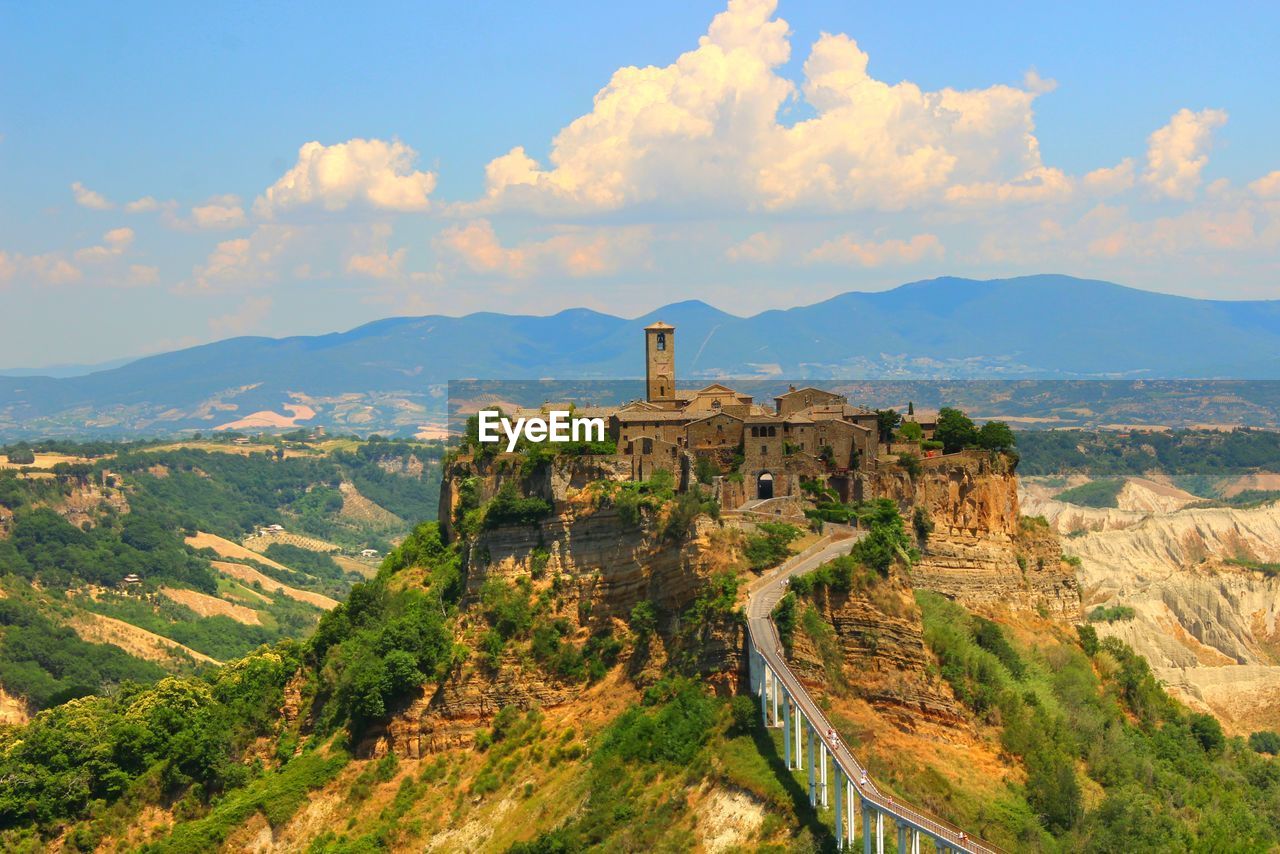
[2,0,1279,369]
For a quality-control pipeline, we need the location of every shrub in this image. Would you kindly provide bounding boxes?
[897,452,922,479]
[1248,731,1280,754]
[743,522,801,570]
[1088,604,1136,623]
[483,482,553,528]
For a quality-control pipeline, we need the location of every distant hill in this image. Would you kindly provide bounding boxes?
[5,274,1280,438]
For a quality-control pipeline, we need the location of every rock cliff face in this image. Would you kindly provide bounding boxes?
[1024,484,1280,733]
[878,451,1079,617]
[371,455,748,757]
[376,451,1078,758]
[788,583,969,734]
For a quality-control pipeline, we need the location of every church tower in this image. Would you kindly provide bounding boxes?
[644,321,675,404]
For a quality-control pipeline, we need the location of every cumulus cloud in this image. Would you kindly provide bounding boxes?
[189,195,247,230]
[434,219,650,279]
[255,139,437,217]
[726,231,782,263]
[74,227,135,263]
[71,182,114,210]
[0,252,82,285]
[347,248,408,279]
[187,225,299,291]
[479,0,1060,214]
[1084,158,1136,196]
[1249,171,1280,199]
[806,233,943,267]
[208,296,274,338]
[125,196,164,213]
[1144,108,1228,200]
[128,264,160,286]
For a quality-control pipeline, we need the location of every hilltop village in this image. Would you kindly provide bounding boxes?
[509,322,936,505]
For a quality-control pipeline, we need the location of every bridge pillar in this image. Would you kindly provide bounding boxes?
[897,821,907,854]
[820,741,828,807]
[782,693,792,768]
[761,664,770,726]
[794,705,803,771]
[771,668,779,725]
[807,723,816,807]
[834,766,844,849]
[847,778,856,847]
[862,798,872,854]
[910,828,920,854]
[876,810,884,854]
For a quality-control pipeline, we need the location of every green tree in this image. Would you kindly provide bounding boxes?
[874,409,901,444]
[5,446,35,465]
[935,407,978,453]
[977,420,1016,451]
[898,421,924,442]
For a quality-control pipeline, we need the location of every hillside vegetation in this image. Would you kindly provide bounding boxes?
[0,438,440,719]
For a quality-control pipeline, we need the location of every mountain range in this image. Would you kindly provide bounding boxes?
[5,274,1280,439]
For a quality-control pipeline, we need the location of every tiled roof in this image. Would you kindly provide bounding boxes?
[616,410,694,423]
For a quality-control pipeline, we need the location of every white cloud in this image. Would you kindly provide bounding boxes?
[0,253,82,285]
[1144,108,1228,200]
[480,0,1059,214]
[726,231,782,263]
[74,227,135,263]
[1249,171,1280,199]
[1084,158,1136,196]
[347,248,407,279]
[125,196,164,213]
[187,225,299,291]
[255,139,437,217]
[208,296,274,338]
[128,264,160,286]
[806,232,943,267]
[434,219,650,279]
[71,182,114,210]
[189,195,247,230]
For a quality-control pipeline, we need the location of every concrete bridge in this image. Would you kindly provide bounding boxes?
[745,535,1001,853]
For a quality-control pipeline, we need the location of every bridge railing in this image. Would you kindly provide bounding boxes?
[746,546,1003,853]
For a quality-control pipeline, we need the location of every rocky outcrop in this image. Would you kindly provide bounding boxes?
[880,451,1079,617]
[1028,488,1280,732]
[373,456,752,757]
[788,584,969,733]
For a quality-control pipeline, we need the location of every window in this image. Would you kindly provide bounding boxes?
[712,399,721,409]
[656,332,666,351]
[761,445,768,455]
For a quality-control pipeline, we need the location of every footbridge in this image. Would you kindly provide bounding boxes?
[745,535,1001,853]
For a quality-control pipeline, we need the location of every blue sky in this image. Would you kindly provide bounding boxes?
[2,1,1278,368]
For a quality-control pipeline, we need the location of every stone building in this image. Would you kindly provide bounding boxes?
[514,321,885,503]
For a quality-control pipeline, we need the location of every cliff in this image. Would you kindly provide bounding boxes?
[1024,483,1280,734]
[787,581,970,734]
[878,451,1079,618]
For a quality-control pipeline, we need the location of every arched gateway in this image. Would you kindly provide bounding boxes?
[756,471,774,500]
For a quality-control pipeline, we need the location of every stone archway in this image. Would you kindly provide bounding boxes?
[756,471,774,500]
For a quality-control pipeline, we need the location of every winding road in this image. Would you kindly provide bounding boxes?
[745,533,1001,853]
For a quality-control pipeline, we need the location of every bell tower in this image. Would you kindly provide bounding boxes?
[644,321,675,404]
